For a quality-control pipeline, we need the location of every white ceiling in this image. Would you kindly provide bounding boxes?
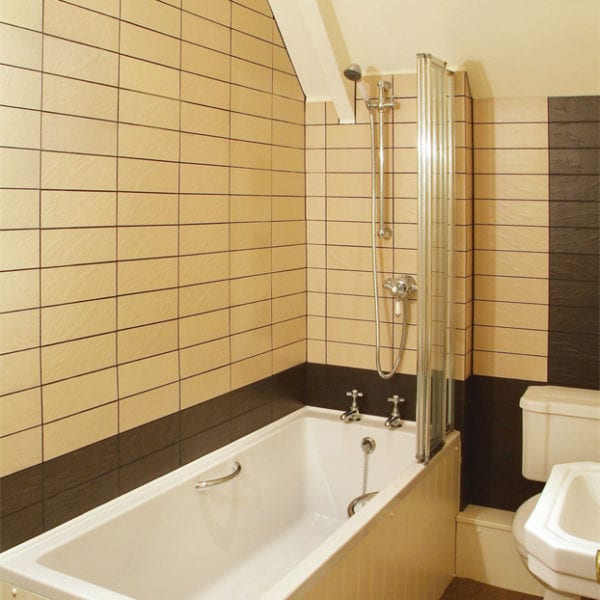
[271,0,600,107]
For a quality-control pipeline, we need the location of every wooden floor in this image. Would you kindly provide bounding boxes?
[440,578,542,600]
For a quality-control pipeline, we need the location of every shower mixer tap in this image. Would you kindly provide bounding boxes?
[383,275,417,316]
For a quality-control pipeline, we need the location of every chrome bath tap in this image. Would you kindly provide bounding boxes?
[340,389,363,422]
[385,395,404,429]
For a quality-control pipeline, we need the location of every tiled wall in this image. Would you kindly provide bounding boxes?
[305,72,473,383]
[0,0,306,478]
[548,96,599,389]
[473,98,549,381]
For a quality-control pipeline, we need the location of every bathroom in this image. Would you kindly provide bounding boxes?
[0,0,598,598]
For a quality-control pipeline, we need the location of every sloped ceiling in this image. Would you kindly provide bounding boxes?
[271,0,599,107]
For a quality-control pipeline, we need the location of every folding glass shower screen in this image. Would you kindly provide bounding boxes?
[416,54,455,463]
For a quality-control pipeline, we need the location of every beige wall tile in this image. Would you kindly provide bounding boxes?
[179,309,229,347]
[0,23,41,70]
[180,224,228,255]
[474,97,548,123]
[181,133,229,166]
[230,273,271,305]
[43,403,117,460]
[0,230,38,270]
[474,326,547,356]
[475,300,548,330]
[0,65,41,110]
[231,140,270,170]
[0,348,40,395]
[117,257,177,294]
[474,351,547,381]
[475,250,548,278]
[119,382,179,432]
[44,0,119,51]
[0,270,39,312]
[179,194,229,224]
[181,71,230,109]
[180,164,229,194]
[118,226,178,260]
[63,0,119,17]
[118,350,179,398]
[0,309,39,354]
[119,56,179,99]
[475,174,549,201]
[230,300,271,334]
[118,158,178,193]
[475,225,548,252]
[182,41,230,81]
[118,193,178,226]
[41,228,115,267]
[230,196,270,223]
[0,427,42,477]
[230,248,270,279]
[119,90,179,130]
[41,298,115,346]
[179,338,229,378]
[273,196,304,222]
[0,388,41,437]
[179,281,229,317]
[231,325,271,362]
[43,36,118,86]
[180,365,230,409]
[42,191,115,228]
[230,223,270,251]
[121,0,180,36]
[231,57,272,93]
[0,106,40,149]
[474,123,548,149]
[118,288,178,329]
[231,351,271,389]
[180,253,229,286]
[272,244,305,271]
[273,96,304,125]
[43,74,117,121]
[42,263,115,306]
[475,275,548,305]
[42,152,116,191]
[119,124,179,162]
[41,333,115,384]
[118,320,178,363]
[0,148,40,188]
[0,0,42,29]
[42,367,117,422]
[120,22,180,68]
[273,317,305,348]
[272,269,305,297]
[181,11,229,51]
[273,340,305,373]
[475,149,548,174]
[475,199,548,226]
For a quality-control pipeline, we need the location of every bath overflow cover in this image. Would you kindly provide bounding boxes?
[361,437,376,454]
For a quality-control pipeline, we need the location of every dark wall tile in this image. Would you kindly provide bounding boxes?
[180,396,231,440]
[230,403,272,441]
[44,471,119,531]
[306,362,417,420]
[549,226,599,254]
[180,422,231,466]
[549,174,599,201]
[0,465,42,518]
[548,96,600,122]
[0,503,44,551]
[549,305,599,335]
[549,121,600,148]
[118,413,180,466]
[549,279,600,308]
[464,376,544,511]
[43,437,119,500]
[549,148,600,175]
[550,253,599,281]
[119,444,180,494]
[548,354,600,389]
[550,201,599,228]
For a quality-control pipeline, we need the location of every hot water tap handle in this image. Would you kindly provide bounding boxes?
[387,395,404,417]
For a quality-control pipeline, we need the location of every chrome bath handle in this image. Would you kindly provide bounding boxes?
[195,461,241,491]
[347,491,378,517]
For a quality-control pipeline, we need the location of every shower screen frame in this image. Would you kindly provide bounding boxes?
[416,53,455,464]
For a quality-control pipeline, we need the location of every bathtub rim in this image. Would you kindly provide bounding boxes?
[0,406,429,600]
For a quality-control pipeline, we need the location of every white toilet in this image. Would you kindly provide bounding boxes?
[512,386,600,600]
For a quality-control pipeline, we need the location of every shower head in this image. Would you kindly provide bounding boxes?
[343,63,362,82]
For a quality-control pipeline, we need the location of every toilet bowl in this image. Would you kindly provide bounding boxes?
[511,386,600,600]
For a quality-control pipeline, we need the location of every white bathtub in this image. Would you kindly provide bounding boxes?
[0,407,460,600]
